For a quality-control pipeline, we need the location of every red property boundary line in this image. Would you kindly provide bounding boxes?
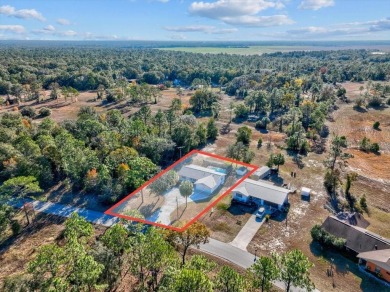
[104,150,259,232]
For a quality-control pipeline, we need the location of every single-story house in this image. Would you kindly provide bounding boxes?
[357,249,390,284]
[321,216,390,254]
[232,179,290,210]
[251,166,271,180]
[178,164,226,195]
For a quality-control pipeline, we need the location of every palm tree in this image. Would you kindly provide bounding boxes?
[179,180,193,208]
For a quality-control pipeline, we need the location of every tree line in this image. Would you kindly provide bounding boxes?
[3,214,315,292]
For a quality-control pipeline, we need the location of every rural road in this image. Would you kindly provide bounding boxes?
[199,238,319,292]
[8,198,118,227]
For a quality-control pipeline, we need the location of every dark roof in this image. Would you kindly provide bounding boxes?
[321,216,390,253]
[336,212,370,228]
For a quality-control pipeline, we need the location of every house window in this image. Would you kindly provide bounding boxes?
[375,267,381,274]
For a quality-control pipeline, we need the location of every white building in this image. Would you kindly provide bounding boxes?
[178,164,226,195]
[232,178,290,210]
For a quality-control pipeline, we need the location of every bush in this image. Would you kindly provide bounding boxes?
[38,107,51,117]
[20,106,36,118]
[370,142,380,153]
[11,220,21,236]
[257,137,263,149]
[373,121,380,130]
[311,224,346,250]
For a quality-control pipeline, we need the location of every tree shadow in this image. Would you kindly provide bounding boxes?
[353,106,367,113]
[0,212,65,255]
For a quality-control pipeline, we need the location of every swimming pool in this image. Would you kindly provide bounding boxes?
[208,166,227,174]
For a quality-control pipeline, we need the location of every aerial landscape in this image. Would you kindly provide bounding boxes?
[0,0,389,291]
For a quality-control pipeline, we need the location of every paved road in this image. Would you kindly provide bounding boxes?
[230,212,264,250]
[8,198,118,227]
[199,238,318,292]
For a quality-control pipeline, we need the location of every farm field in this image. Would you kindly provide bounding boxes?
[158,44,390,55]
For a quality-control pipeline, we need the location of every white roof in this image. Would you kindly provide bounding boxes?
[301,187,311,195]
[357,249,390,271]
[179,164,225,182]
[254,166,270,176]
[194,175,218,189]
[233,178,290,205]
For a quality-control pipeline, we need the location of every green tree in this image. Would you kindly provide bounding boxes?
[64,212,94,243]
[324,135,348,171]
[179,180,193,208]
[0,176,42,225]
[207,118,218,140]
[165,221,210,266]
[275,250,314,292]
[166,268,213,292]
[249,256,278,292]
[216,266,248,292]
[273,153,285,171]
[149,170,179,195]
[236,126,252,146]
[196,123,207,146]
[373,121,380,130]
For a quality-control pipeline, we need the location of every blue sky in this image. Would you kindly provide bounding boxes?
[0,0,389,41]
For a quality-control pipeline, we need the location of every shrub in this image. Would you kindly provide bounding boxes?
[360,195,368,213]
[373,121,380,130]
[38,107,51,117]
[11,220,21,236]
[311,224,346,250]
[370,142,380,153]
[20,106,36,118]
[257,137,263,149]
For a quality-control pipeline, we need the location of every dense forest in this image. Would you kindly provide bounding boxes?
[0,46,389,291]
[0,48,389,95]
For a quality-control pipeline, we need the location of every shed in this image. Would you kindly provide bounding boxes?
[251,166,271,180]
[301,187,311,198]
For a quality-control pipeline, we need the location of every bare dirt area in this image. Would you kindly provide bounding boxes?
[0,213,66,284]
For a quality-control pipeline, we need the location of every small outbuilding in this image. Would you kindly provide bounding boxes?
[251,166,271,180]
[301,187,311,199]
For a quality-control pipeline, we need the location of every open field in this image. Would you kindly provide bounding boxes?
[158,45,390,55]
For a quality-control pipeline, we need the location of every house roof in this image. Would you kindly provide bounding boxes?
[357,249,390,271]
[232,178,290,205]
[336,212,370,228]
[253,166,270,177]
[194,175,219,189]
[178,164,225,182]
[321,216,390,253]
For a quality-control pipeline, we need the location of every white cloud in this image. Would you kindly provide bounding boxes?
[164,25,216,32]
[0,25,25,34]
[163,25,238,34]
[56,18,71,25]
[266,17,390,39]
[299,0,334,10]
[0,5,45,21]
[189,0,293,27]
[44,25,55,31]
[190,0,276,19]
[222,15,293,27]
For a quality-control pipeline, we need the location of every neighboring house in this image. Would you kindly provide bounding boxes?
[232,178,290,210]
[357,249,390,284]
[321,216,390,254]
[178,164,226,195]
[251,166,271,180]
